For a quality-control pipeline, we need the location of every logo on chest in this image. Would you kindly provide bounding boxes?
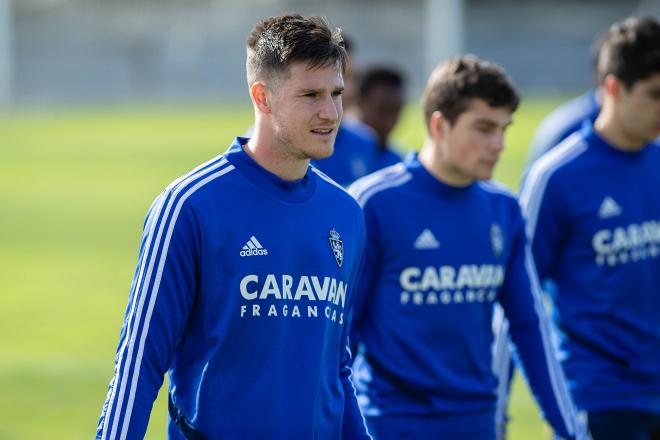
[239,235,268,257]
[490,224,504,257]
[329,228,344,268]
[413,228,441,250]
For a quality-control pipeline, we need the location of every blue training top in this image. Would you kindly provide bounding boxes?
[525,89,600,169]
[97,138,371,439]
[348,154,582,438]
[521,123,660,413]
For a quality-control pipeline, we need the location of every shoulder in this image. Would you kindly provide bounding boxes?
[524,131,590,194]
[528,91,599,158]
[536,92,599,140]
[311,166,363,213]
[347,162,412,207]
[477,180,517,201]
[157,152,238,211]
[476,181,525,225]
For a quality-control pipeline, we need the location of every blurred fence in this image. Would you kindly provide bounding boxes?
[4,0,659,106]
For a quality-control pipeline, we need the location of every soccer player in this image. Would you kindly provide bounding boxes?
[521,16,660,439]
[349,55,586,439]
[351,65,405,170]
[96,14,371,439]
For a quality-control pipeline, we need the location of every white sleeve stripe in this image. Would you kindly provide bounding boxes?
[479,180,516,199]
[102,156,228,438]
[107,160,228,439]
[492,304,512,428]
[120,165,235,439]
[311,167,351,193]
[524,245,580,434]
[348,162,407,199]
[344,345,374,440]
[519,136,588,239]
[353,171,412,207]
[101,190,171,440]
[164,153,227,192]
[105,159,231,440]
[492,305,512,429]
[100,158,233,440]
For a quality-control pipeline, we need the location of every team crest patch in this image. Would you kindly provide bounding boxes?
[328,228,344,268]
[490,224,503,257]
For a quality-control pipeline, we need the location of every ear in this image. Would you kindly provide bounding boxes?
[603,74,622,99]
[429,110,448,141]
[251,81,271,114]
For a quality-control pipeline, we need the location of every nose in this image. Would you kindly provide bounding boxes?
[318,95,341,123]
[490,132,505,153]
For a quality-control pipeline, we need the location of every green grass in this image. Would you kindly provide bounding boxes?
[0,97,568,439]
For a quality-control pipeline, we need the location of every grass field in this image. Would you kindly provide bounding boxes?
[0,96,569,439]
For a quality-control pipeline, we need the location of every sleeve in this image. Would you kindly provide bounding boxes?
[492,304,514,440]
[498,208,587,440]
[519,167,567,283]
[348,201,381,353]
[340,211,373,440]
[96,191,200,440]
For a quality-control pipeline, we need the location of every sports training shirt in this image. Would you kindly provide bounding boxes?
[521,123,660,413]
[97,137,370,439]
[348,153,581,438]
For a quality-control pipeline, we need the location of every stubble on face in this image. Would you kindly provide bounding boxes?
[268,61,344,163]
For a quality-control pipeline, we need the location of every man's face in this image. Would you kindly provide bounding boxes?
[436,98,513,185]
[616,73,660,144]
[267,61,344,161]
[360,83,404,145]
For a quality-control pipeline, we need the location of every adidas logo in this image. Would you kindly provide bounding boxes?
[598,196,622,219]
[414,229,440,249]
[240,236,268,257]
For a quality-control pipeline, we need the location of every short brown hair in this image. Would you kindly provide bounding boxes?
[422,54,519,129]
[246,14,348,86]
[597,16,660,89]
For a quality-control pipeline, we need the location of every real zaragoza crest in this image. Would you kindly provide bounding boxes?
[490,224,503,257]
[328,228,344,268]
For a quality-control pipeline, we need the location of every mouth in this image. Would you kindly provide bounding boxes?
[310,127,335,136]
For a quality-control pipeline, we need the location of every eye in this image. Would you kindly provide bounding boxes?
[302,92,318,98]
[332,90,343,98]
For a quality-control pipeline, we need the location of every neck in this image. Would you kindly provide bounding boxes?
[594,106,646,152]
[418,138,472,187]
[246,121,310,181]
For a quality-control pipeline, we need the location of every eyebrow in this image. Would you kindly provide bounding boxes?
[473,118,512,128]
[298,86,345,95]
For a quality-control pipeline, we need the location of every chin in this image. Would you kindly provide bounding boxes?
[476,169,494,181]
[306,143,335,160]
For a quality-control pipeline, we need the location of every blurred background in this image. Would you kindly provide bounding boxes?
[1,0,659,438]
[2,0,660,107]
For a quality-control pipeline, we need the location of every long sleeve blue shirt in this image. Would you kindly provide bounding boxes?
[521,123,660,413]
[97,138,371,439]
[348,154,581,438]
